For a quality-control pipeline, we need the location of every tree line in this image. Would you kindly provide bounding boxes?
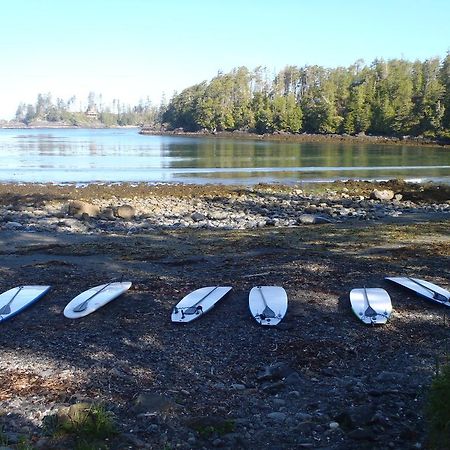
[162,55,450,139]
[14,92,166,127]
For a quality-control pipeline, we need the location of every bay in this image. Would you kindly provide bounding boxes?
[0,128,449,184]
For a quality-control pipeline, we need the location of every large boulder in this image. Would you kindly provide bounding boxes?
[116,205,136,220]
[68,200,100,218]
[371,189,395,201]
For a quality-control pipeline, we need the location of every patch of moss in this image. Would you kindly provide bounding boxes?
[44,402,117,442]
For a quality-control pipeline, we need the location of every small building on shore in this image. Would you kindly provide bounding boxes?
[85,106,99,119]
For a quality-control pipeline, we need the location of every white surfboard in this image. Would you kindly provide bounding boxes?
[64,281,132,319]
[171,286,232,323]
[0,285,51,323]
[385,277,449,306]
[249,286,288,326]
[350,288,392,325]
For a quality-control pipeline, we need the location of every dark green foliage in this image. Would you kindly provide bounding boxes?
[426,364,450,448]
[164,56,450,137]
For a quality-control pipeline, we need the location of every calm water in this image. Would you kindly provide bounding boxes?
[0,128,449,184]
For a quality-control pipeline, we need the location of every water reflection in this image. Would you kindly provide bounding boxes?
[0,128,449,183]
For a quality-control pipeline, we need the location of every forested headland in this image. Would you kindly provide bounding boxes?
[5,55,450,141]
[161,55,450,141]
[8,92,165,128]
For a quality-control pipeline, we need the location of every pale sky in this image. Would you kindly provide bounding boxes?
[0,0,449,119]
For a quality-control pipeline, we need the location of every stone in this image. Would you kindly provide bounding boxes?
[68,200,100,218]
[257,362,294,382]
[100,207,116,220]
[117,204,136,220]
[185,415,234,433]
[374,371,405,384]
[133,392,175,414]
[122,433,147,447]
[371,189,395,201]
[329,421,340,430]
[283,371,302,386]
[295,412,313,421]
[191,212,206,222]
[4,221,23,229]
[267,412,287,422]
[297,214,332,225]
[208,211,228,220]
[293,421,314,434]
[261,381,285,394]
[336,404,376,430]
[54,402,95,429]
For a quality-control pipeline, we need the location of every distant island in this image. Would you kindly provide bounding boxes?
[3,55,450,145]
[1,92,165,129]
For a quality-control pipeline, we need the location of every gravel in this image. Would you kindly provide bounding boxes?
[0,180,448,449]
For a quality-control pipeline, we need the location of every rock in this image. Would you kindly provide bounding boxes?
[208,211,228,220]
[267,412,287,422]
[371,189,395,201]
[329,421,340,430]
[294,421,314,434]
[374,371,406,384]
[297,214,332,225]
[284,371,302,386]
[122,433,147,447]
[347,427,376,441]
[191,212,206,222]
[295,412,313,421]
[133,392,175,414]
[68,200,100,218]
[100,207,116,220]
[335,404,376,430]
[53,402,95,429]
[185,415,234,433]
[261,381,285,394]
[257,362,294,382]
[4,221,23,229]
[116,205,136,220]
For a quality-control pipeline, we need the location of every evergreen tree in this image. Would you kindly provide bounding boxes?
[440,52,450,132]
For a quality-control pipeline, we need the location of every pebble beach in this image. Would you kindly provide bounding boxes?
[0,179,449,449]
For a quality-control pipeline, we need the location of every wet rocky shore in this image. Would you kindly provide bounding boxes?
[0,180,449,234]
[139,127,450,148]
[0,180,449,449]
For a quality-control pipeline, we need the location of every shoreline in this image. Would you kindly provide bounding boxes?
[139,127,450,148]
[0,123,449,148]
[0,179,448,234]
